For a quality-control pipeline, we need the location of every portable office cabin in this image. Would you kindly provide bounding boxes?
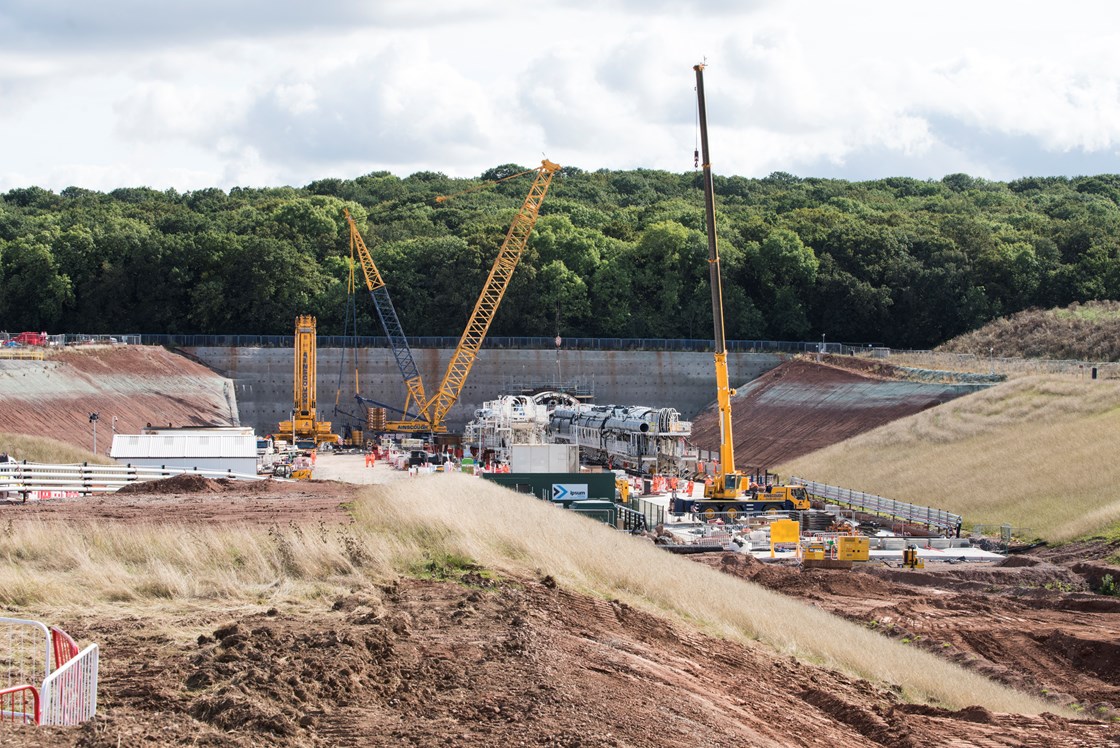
[110,430,257,475]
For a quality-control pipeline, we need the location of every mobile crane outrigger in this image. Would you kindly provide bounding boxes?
[672,64,810,521]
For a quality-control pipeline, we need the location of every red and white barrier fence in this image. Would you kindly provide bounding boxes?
[0,618,98,726]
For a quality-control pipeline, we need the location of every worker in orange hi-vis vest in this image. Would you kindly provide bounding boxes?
[310,449,317,465]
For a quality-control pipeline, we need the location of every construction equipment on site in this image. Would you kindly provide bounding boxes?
[346,159,561,434]
[902,544,925,569]
[669,64,811,522]
[278,315,341,448]
[343,208,431,429]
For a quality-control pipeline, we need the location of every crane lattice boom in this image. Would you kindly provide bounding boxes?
[344,210,428,416]
[425,159,560,427]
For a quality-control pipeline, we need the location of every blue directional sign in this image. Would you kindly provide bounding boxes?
[552,483,588,501]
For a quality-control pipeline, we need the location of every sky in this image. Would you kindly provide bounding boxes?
[2,0,1120,193]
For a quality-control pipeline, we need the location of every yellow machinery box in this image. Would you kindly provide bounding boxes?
[803,544,826,561]
[836,536,869,561]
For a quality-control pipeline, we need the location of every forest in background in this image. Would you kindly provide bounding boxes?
[2,166,1120,349]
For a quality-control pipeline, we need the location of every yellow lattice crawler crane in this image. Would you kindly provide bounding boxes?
[345,159,560,434]
[279,315,341,447]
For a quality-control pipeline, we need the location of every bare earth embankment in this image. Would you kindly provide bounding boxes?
[1,464,1118,746]
[0,346,236,454]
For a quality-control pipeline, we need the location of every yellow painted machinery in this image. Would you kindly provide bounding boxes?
[902,544,925,569]
[278,315,341,447]
[345,160,560,434]
[670,64,797,521]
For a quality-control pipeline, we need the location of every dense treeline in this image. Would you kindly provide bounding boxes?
[2,167,1120,348]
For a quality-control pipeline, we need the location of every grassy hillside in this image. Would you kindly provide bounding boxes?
[0,432,114,464]
[0,475,1052,715]
[939,300,1120,361]
[778,375,1120,542]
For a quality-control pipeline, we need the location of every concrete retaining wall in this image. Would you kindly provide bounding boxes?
[183,346,783,437]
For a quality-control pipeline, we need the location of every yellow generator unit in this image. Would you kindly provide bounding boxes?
[803,542,827,561]
[836,535,870,562]
[902,544,925,569]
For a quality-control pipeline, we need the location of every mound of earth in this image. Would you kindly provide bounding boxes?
[698,552,1120,712]
[691,357,984,469]
[117,473,227,494]
[939,300,1120,361]
[30,571,1120,747]
[0,346,236,454]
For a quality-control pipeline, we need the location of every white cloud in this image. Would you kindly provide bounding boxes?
[4,0,1120,192]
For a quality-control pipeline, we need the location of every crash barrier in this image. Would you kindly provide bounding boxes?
[792,477,962,536]
[1,461,264,501]
[0,618,97,725]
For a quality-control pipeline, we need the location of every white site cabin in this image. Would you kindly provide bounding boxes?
[109,426,257,476]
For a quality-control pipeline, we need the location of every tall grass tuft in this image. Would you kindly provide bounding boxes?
[350,475,1056,714]
[0,432,114,465]
[780,375,1120,541]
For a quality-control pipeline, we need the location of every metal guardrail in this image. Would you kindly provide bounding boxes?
[0,462,264,500]
[792,477,962,535]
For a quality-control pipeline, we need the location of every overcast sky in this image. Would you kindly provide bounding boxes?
[3,0,1120,193]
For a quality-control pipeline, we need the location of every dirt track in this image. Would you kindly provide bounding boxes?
[3,464,1120,746]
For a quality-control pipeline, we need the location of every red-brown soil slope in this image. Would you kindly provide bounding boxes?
[0,346,236,454]
[691,357,982,470]
[3,479,1118,746]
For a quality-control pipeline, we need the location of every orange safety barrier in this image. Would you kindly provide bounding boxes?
[50,628,78,670]
[0,684,39,724]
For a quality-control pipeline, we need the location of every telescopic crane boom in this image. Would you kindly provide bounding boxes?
[695,64,745,501]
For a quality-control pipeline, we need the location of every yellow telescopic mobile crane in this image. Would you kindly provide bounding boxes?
[679,64,809,521]
[695,64,746,505]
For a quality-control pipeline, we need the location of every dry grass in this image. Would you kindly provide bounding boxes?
[0,432,114,465]
[0,475,1056,714]
[779,375,1120,541]
[938,300,1120,362]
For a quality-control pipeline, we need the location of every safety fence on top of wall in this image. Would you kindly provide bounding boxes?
[792,477,963,536]
[139,333,864,354]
